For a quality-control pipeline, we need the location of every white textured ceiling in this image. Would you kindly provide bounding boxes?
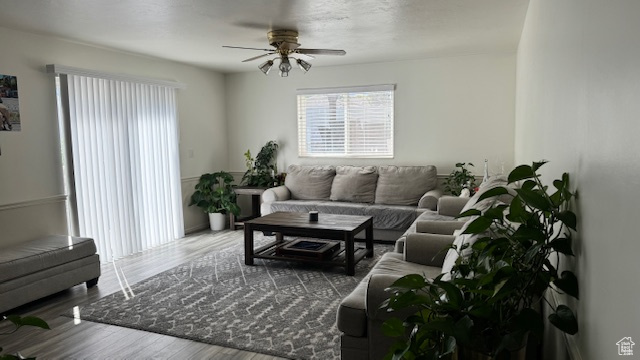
[0,0,529,73]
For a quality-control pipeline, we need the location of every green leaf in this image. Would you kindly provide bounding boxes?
[435,280,463,308]
[482,205,508,220]
[521,179,537,191]
[549,305,578,335]
[382,318,406,338]
[506,197,528,222]
[476,186,510,202]
[557,210,577,231]
[531,160,548,172]
[553,179,564,190]
[515,188,551,211]
[549,237,574,256]
[508,164,535,183]
[457,209,481,219]
[389,274,428,290]
[512,225,545,243]
[15,316,50,330]
[554,271,579,299]
[462,216,493,234]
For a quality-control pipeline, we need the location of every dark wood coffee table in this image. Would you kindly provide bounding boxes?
[244,212,374,276]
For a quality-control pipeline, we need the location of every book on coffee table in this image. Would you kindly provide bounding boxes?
[276,239,341,260]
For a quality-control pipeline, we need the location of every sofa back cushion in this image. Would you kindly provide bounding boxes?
[330,166,378,203]
[285,164,336,200]
[374,165,437,206]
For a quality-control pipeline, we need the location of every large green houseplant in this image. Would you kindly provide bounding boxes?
[189,171,241,231]
[444,162,477,196]
[241,140,280,187]
[382,161,579,359]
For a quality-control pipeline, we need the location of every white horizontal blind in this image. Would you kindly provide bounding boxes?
[297,85,394,158]
[66,74,184,262]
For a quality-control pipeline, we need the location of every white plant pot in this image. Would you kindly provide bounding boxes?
[208,212,226,231]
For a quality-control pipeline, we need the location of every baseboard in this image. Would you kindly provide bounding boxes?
[548,291,582,360]
[185,223,209,234]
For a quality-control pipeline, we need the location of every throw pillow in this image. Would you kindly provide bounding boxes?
[330,166,378,203]
[285,164,336,200]
[374,165,438,206]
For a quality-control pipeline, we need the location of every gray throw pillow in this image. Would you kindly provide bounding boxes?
[330,166,378,203]
[285,164,336,200]
[374,165,438,206]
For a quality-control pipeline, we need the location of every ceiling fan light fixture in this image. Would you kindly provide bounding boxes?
[296,58,312,73]
[258,60,274,75]
[279,56,292,77]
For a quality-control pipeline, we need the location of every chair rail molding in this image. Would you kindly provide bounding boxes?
[0,195,67,212]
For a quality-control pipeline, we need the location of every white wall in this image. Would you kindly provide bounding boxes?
[225,54,516,176]
[516,1,640,358]
[0,26,226,245]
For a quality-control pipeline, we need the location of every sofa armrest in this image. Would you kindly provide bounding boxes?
[261,185,291,203]
[418,189,443,211]
[404,233,454,267]
[366,274,428,324]
[415,220,465,235]
[437,196,470,217]
[365,274,404,320]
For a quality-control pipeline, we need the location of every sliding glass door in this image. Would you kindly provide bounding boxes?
[55,71,184,262]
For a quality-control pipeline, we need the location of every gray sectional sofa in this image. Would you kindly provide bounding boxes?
[336,175,515,359]
[261,164,444,241]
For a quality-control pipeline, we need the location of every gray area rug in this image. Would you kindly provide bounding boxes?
[70,232,392,359]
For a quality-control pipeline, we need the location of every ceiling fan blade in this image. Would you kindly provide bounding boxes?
[242,53,275,62]
[222,45,274,52]
[296,53,315,60]
[296,48,346,56]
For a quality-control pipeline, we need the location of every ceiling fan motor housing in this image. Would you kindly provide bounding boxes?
[268,30,300,50]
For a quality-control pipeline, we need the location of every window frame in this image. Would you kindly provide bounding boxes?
[296,84,395,159]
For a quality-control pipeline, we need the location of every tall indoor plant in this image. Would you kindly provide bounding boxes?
[382,161,579,359]
[189,171,241,231]
[241,140,280,187]
[444,162,477,196]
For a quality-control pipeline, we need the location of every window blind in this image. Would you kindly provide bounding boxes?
[297,85,395,158]
[64,74,184,262]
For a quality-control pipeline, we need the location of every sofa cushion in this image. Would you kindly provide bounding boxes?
[330,166,378,203]
[375,165,437,206]
[284,164,336,200]
[363,204,418,231]
[0,235,97,283]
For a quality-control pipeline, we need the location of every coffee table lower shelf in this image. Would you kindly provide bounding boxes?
[254,240,370,267]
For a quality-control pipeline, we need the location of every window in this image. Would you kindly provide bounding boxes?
[297,84,394,158]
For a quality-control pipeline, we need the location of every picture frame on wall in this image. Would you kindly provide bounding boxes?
[0,73,21,132]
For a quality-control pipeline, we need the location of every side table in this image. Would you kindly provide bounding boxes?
[230,186,267,230]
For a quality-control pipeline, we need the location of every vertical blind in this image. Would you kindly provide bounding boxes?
[66,74,184,262]
[297,85,395,158]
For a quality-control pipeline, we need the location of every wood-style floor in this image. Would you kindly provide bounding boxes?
[0,230,287,360]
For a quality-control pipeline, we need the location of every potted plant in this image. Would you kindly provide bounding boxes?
[382,161,579,359]
[241,140,280,187]
[189,171,241,231]
[444,162,477,196]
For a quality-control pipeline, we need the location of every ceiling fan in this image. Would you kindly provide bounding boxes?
[223,30,346,77]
